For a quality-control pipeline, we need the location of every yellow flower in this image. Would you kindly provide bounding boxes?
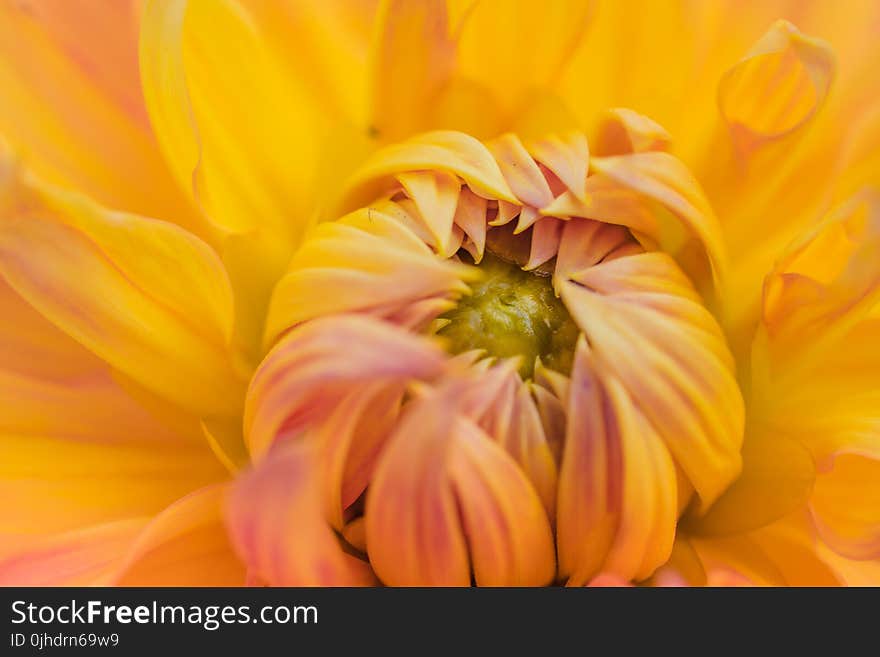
[0,0,878,586]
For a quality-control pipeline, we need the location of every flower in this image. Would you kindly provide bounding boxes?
[0,0,878,586]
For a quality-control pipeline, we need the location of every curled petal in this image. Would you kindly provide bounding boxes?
[457,361,558,519]
[526,132,590,201]
[342,130,516,211]
[718,20,835,155]
[594,108,671,156]
[225,444,374,586]
[264,204,474,346]
[757,189,880,379]
[488,134,555,209]
[366,379,555,586]
[559,251,744,511]
[397,170,461,256]
[558,339,678,584]
[588,151,728,293]
[246,314,447,461]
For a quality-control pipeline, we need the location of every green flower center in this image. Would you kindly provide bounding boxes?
[438,251,578,379]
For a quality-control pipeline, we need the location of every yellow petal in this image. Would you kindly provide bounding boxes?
[0,368,227,537]
[0,0,198,225]
[140,0,337,351]
[366,378,555,586]
[593,108,671,156]
[0,153,245,417]
[370,0,454,142]
[225,444,374,586]
[451,0,595,121]
[114,485,247,586]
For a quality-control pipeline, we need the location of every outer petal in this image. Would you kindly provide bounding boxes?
[225,444,374,586]
[0,519,148,586]
[113,485,247,586]
[140,0,344,351]
[0,0,198,224]
[450,0,595,121]
[0,151,245,417]
[370,0,454,142]
[366,378,555,586]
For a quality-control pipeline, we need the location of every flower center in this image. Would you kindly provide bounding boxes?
[438,242,577,379]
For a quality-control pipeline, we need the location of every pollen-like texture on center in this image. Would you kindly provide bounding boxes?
[438,252,577,378]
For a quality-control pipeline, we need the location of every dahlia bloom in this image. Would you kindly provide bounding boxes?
[1,0,878,587]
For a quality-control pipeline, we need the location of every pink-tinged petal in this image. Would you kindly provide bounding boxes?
[457,360,558,520]
[488,134,555,209]
[0,519,147,586]
[559,251,744,513]
[558,339,677,585]
[554,218,632,285]
[342,131,516,212]
[525,217,564,272]
[246,315,447,525]
[718,20,835,156]
[226,445,374,586]
[264,204,475,347]
[526,132,590,201]
[587,573,633,587]
[397,170,461,256]
[112,485,246,586]
[370,0,454,142]
[453,188,488,262]
[491,199,522,227]
[588,151,728,293]
[366,378,555,586]
[594,108,671,156]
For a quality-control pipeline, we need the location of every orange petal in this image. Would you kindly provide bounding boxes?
[811,454,880,560]
[225,444,374,586]
[557,338,678,584]
[114,485,246,586]
[366,378,555,586]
